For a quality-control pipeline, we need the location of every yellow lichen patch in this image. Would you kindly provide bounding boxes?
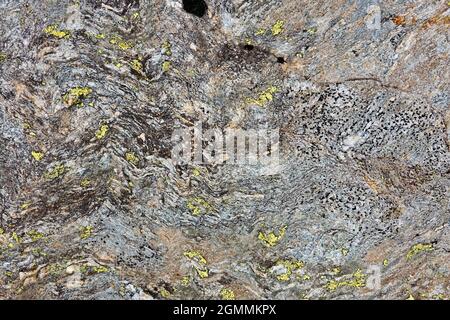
[28,230,45,242]
[12,232,22,244]
[258,226,286,247]
[130,59,143,73]
[274,259,304,281]
[383,259,389,267]
[160,288,171,298]
[194,266,209,279]
[31,151,44,161]
[220,288,236,300]
[63,87,92,107]
[184,250,207,265]
[246,86,278,107]
[80,226,93,240]
[80,178,91,188]
[271,20,285,36]
[95,124,109,140]
[162,41,172,56]
[0,228,4,235]
[255,28,266,36]
[181,275,190,286]
[109,35,132,50]
[44,164,65,180]
[0,52,7,62]
[186,197,212,216]
[125,152,139,165]
[162,61,171,72]
[44,24,70,39]
[406,243,434,260]
[341,248,349,256]
[92,265,109,273]
[20,202,32,210]
[95,33,106,39]
[192,168,201,177]
[325,269,367,292]
[184,250,209,279]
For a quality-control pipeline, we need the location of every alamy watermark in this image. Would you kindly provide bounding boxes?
[171,122,280,171]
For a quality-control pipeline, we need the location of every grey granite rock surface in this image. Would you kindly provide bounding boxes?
[0,0,449,300]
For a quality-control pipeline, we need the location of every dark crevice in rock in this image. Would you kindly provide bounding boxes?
[182,0,208,17]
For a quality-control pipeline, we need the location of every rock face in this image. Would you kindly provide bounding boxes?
[0,0,449,300]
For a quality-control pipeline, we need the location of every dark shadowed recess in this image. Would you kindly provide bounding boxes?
[182,0,208,17]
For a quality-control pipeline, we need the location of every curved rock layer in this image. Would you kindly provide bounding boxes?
[0,0,449,299]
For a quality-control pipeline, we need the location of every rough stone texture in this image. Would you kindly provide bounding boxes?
[0,0,449,300]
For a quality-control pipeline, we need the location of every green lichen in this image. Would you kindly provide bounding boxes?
[44,24,70,39]
[258,226,286,247]
[20,202,32,210]
[406,243,434,260]
[63,87,92,107]
[271,20,285,36]
[0,52,7,62]
[220,288,236,300]
[246,86,278,107]
[125,152,139,165]
[274,259,304,281]
[95,124,109,140]
[186,197,212,216]
[44,164,65,180]
[28,230,45,242]
[80,226,93,240]
[92,265,109,273]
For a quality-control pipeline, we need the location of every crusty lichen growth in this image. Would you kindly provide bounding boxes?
[31,151,44,161]
[162,41,172,56]
[258,226,286,247]
[160,288,171,298]
[406,243,434,260]
[125,152,139,165]
[80,226,93,240]
[63,87,92,107]
[274,259,304,281]
[0,52,7,62]
[95,124,109,140]
[130,59,143,73]
[109,35,132,50]
[271,20,285,36]
[44,164,65,180]
[184,250,209,279]
[186,197,212,216]
[325,269,367,291]
[162,61,171,72]
[184,250,207,265]
[28,230,45,242]
[220,288,236,300]
[44,24,70,39]
[246,86,279,107]
[80,178,91,188]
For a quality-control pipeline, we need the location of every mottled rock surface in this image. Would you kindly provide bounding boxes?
[0,0,449,300]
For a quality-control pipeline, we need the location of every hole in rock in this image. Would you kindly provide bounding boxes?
[182,0,208,17]
[277,56,286,64]
[243,44,255,51]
